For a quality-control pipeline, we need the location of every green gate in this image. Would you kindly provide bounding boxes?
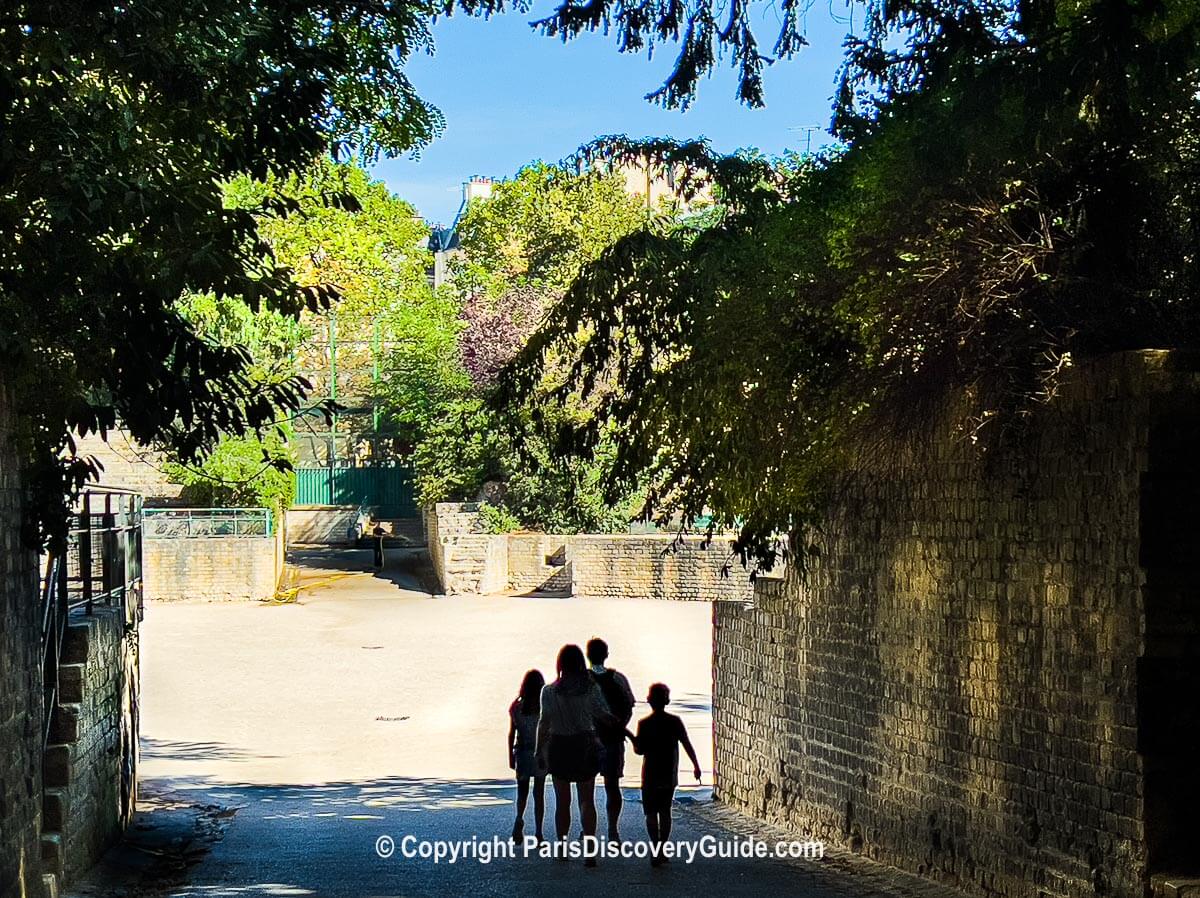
[295,466,418,518]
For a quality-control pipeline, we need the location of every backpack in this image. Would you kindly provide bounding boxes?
[593,669,633,728]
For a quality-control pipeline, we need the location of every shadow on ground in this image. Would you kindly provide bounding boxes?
[285,546,437,594]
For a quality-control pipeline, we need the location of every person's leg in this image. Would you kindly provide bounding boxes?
[576,778,597,837]
[513,776,529,838]
[552,777,574,843]
[646,799,662,866]
[657,788,675,862]
[604,772,622,839]
[576,778,598,866]
[533,775,546,839]
[658,808,672,846]
[645,811,660,846]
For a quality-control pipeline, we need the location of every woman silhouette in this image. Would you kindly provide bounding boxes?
[535,644,624,865]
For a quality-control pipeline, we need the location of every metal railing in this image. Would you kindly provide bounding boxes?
[41,487,144,747]
[143,507,273,538]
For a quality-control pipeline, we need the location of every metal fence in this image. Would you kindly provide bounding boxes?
[142,507,273,538]
[295,465,417,517]
[41,487,144,747]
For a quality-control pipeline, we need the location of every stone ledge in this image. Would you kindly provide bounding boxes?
[1153,875,1200,898]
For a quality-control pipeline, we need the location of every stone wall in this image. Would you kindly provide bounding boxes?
[144,534,282,602]
[0,390,45,898]
[570,534,752,602]
[287,506,357,545]
[424,503,508,595]
[74,429,183,505]
[507,533,572,593]
[713,352,1200,898]
[424,504,754,601]
[48,606,139,881]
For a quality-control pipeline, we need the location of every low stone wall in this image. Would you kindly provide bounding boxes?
[506,533,571,593]
[712,352,1200,898]
[144,534,282,602]
[287,506,357,545]
[48,606,138,881]
[425,504,753,601]
[425,504,509,594]
[569,534,751,601]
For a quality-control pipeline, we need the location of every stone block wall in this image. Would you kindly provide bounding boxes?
[713,352,1200,898]
[507,534,571,593]
[0,390,45,898]
[425,503,497,595]
[74,429,183,505]
[570,534,752,602]
[52,606,138,881]
[424,504,754,601]
[286,506,358,545]
[144,535,281,602]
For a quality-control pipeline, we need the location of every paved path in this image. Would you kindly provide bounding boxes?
[86,548,960,898]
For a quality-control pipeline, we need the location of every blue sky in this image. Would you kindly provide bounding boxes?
[370,2,858,225]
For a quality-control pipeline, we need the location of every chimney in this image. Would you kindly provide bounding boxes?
[464,176,494,204]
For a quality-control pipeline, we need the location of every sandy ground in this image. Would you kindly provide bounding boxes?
[80,548,955,898]
[140,548,714,787]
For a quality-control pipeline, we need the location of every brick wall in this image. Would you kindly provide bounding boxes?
[425,503,498,595]
[144,535,280,602]
[48,607,138,881]
[0,390,45,897]
[74,430,183,505]
[287,506,357,545]
[425,504,754,601]
[507,534,571,593]
[569,534,752,602]
[714,352,1200,898]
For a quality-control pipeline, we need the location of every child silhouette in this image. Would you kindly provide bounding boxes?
[631,683,701,866]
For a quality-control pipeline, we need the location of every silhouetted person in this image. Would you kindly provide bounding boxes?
[372,524,385,569]
[631,683,701,867]
[508,669,547,843]
[536,644,623,866]
[587,637,635,841]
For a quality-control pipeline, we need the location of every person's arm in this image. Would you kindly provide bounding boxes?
[679,720,702,781]
[507,707,517,770]
[618,672,636,713]
[631,720,644,755]
[535,688,553,759]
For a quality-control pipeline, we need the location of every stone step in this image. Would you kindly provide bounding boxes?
[40,832,63,879]
[42,788,69,831]
[1152,875,1200,898]
[49,703,80,745]
[61,619,93,665]
[43,744,72,788]
[58,663,85,704]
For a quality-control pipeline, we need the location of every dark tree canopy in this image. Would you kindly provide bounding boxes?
[1,1,442,546]
[499,0,1200,566]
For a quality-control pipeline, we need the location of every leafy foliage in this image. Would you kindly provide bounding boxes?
[1,0,447,547]
[229,162,434,326]
[501,1,1200,565]
[228,161,447,456]
[164,432,297,510]
[399,165,647,531]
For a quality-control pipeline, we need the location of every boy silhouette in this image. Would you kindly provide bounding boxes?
[631,683,701,866]
[587,637,635,841]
